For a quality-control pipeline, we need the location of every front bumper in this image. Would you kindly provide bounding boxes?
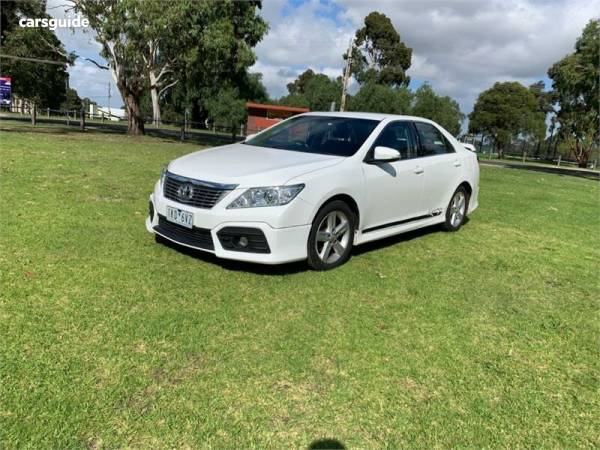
[146,190,312,264]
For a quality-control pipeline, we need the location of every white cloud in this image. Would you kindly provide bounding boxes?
[335,0,600,115]
[67,62,121,107]
[251,0,355,97]
[256,0,353,67]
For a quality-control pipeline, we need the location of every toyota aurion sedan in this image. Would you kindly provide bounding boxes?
[146,112,479,270]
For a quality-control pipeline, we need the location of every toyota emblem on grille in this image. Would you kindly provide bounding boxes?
[177,183,194,201]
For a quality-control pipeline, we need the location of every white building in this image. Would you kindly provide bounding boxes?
[89,104,127,121]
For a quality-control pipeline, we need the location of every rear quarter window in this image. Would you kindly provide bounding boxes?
[414,122,455,156]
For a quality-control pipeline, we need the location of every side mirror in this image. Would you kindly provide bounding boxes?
[245,133,257,142]
[372,146,401,162]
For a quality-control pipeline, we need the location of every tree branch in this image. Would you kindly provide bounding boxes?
[154,63,172,84]
[38,33,70,61]
[158,79,178,97]
[84,58,109,70]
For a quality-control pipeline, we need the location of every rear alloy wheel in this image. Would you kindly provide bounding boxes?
[307,201,355,270]
[443,187,469,231]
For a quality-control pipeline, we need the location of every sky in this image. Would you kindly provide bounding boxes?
[46,0,599,125]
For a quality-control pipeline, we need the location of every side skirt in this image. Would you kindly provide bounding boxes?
[354,214,445,246]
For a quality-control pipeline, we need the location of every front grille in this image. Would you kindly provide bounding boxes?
[163,172,236,209]
[155,215,214,250]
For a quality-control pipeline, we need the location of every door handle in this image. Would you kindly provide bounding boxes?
[414,166,424,174]
[453,160,462,167]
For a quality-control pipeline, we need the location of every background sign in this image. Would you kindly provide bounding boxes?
[0,76,12,106]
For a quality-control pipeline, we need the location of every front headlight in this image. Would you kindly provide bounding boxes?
[159,166,167,187]
[227,184,305,209]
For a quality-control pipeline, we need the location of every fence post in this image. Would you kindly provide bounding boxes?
[180,120,185,142]
[66,109,70,126]
[522,151,526,163]
[557,155,561,167]
[47,107,50,118]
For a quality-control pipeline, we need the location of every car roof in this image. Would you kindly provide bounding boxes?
[300,111,435,123]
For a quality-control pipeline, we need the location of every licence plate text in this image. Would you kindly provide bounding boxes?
[166,206,194,229]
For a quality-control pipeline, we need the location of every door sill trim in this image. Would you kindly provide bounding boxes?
[362,213,438,234]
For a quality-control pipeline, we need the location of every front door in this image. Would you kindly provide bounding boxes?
[361,121,427,230]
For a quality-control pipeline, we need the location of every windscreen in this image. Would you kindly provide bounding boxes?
[245,115,380,157]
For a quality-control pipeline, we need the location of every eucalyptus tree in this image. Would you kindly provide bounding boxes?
[469,82,544,158]
[140,1,266,126]
[348,82,412,114]
[72,0,267,135]
[348,11,412,87]
[72,0,149,134]
[548,19,599,167]
[280,69,343,111]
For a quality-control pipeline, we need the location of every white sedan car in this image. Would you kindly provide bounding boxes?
[146,112,479,270]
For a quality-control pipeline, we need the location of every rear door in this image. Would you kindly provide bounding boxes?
[412,121,461,214]
[361,121,427,230]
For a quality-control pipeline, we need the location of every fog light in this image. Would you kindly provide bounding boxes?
[238,236,249,247]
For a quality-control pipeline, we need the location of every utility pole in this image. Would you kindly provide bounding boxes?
[340,39,353,112]
[107,82,111,118]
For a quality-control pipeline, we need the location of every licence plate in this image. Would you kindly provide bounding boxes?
[166,206,194,229]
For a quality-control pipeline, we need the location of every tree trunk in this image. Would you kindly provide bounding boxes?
[123,91,144,136]
[31,102,37,125]
[150,85,161,126]
[149,68,161,126]
[496,140,504,159]
[574,139,588,168]
[110,61,144,135]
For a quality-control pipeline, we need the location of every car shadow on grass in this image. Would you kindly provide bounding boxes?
[308,438,346,449]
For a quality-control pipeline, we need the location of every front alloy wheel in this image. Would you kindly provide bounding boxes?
[307,201,355,270]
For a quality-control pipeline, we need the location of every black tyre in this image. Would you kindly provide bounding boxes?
[307,200,356,270]
[442,186,469,231]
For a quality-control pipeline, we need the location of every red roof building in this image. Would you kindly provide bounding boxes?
[246,102,309,134]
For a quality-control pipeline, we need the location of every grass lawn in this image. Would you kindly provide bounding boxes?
[1,122,598,449]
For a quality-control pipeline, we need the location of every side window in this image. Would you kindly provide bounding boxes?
[414,122,454,157]
[372,122,415,159]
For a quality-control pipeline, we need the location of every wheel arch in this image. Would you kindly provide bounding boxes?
[457,180,472,198]
[453,181,473,213]
[314,193,360,226]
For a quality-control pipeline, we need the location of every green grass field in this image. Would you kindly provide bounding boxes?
[1,122,598,449]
